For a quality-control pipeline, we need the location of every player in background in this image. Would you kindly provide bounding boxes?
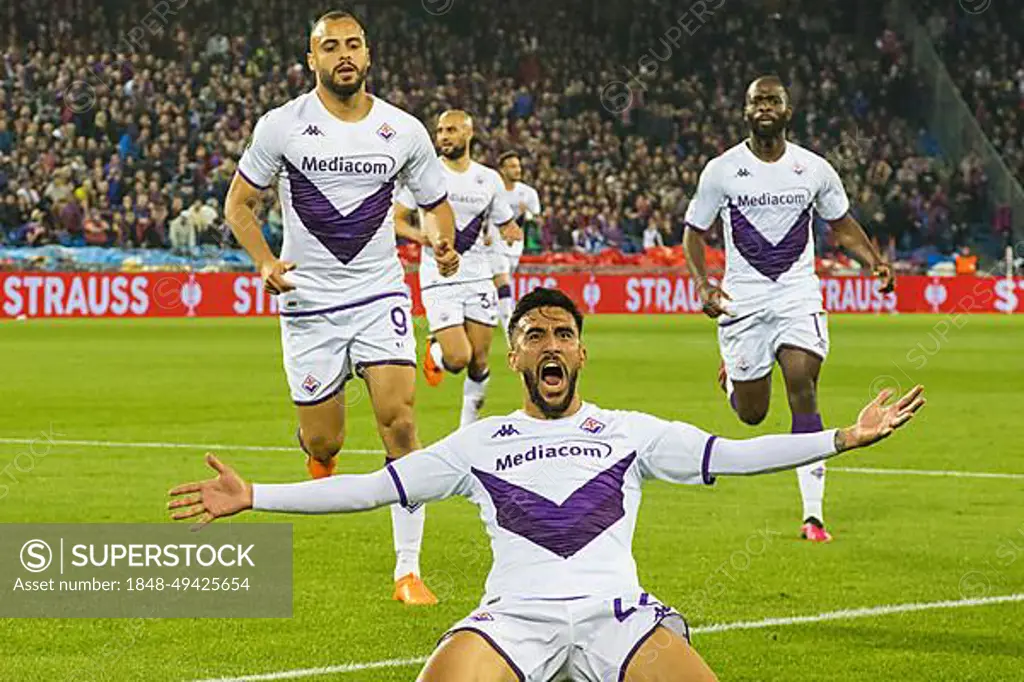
[224,10,459,604]
[170,288,925,682]
[683,75,894,543]
[394,110,520,427]
[488,151,542,340]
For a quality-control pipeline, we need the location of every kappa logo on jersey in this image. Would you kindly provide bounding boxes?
[470,612,494,622]
[301,374,322,394]
[376,122,396,142]
[475,174,486,185]
[736,167,751,177]
[302,125,324,136]
[580,417,606,434]
[492,424,521,439]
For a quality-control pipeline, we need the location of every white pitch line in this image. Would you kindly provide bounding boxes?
[2,437,1022,481]
[831,466,1024,481]
[0,437,382,455]
[191,657,429,682]
[188,593,1024,682]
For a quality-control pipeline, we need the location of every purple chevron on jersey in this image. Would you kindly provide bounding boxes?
[283,158,394,264]
[471,453,636,559]
[455,210,487,254]
[729,203,811,281]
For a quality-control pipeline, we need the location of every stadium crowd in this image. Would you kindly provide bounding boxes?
[0,0,997,267]
[919,1,1024,185]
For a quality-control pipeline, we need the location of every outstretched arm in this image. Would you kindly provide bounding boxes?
[169,448,467,527]
[640,385,925,485]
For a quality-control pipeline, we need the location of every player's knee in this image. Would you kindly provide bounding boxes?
[303,433,343,461]
[443,347,472,372]
[736,403,769,425]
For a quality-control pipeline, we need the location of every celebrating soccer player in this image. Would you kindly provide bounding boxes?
[488,151,542,340]
[683,75,895,542]
[223,10,460,604]
[394,110,520,427]
[170,288,924,682]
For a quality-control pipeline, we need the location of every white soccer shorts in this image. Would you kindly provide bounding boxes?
[279,292,416,405]
[421,279,498,332]
[718,308,830,382]
[439,592,690,681]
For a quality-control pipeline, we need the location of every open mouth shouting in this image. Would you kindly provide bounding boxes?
[539,358,568,395]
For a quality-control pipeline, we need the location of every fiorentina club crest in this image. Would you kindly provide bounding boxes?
[580,417,606,434]
[376,123,396,142]
[302,374,322,395]
[792,162,805,175]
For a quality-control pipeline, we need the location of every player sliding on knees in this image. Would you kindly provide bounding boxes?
[683,74,895,543]
[169,288,924,682]
[393,110,520,427]
[224,10,459,604]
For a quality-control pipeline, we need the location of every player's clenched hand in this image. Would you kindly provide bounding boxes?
[837,384,926,451]
[260,259,297,295]
[433,238,460,278]
[873,262,895,294]
[698,282,733,318]
[168,454,253,529]
[500,222,524,245]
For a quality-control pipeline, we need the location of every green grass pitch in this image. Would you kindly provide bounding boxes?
[1,313,1022,681]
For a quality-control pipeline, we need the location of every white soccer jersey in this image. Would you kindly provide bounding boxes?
[237,91,447,315]
[497,180,541,258]
[685,141,850,316]
[385,403,712,602]
[397,160,514,288]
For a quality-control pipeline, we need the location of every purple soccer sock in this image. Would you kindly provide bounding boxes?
[791,412,824,433]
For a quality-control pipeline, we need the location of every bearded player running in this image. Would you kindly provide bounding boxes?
[394,110,520,427]
[225,10,459,604]
[170,288,924,682]
[683,75,894,543]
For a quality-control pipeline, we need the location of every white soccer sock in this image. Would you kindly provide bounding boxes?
[797,462,826,523]
[391,502,425,580]
[497,296,515,343]
[460,373,489,427]
[429,338,445,369]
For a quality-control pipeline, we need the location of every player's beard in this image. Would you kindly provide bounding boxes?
[523,367,579,418]
[748,114,787,140]
[320,64,367,100]
[440,143,468,160]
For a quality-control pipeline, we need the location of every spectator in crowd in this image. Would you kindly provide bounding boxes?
[643,220,664,250]
[83,207,114,246]
[168,195,195,254]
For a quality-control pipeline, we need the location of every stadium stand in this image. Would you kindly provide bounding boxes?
[0,0,1003,273]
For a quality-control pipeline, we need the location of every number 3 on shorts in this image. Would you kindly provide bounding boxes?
[390,306,408,336]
